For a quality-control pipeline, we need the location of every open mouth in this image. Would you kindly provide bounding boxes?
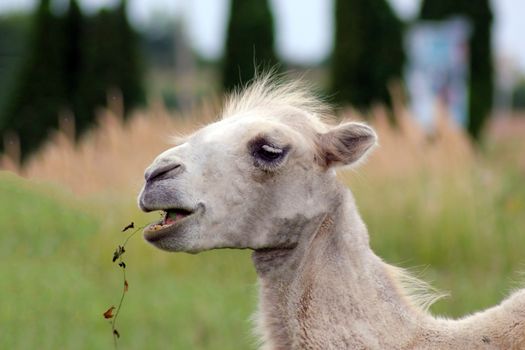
[145,208,194,233]
[142,203,204,243]
[162,208,193,225]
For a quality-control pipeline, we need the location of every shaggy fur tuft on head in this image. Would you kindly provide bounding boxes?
[220,73,378,170]
[221,72,332,130]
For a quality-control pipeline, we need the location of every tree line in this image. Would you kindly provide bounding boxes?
[0,0,494,160]
[223,0,494,140]
[0,0,144,159]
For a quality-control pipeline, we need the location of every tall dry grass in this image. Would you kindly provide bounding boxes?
[2,94,514,195]
[1,96,523,235]
[1,97,221,194]
[0,96,470,193]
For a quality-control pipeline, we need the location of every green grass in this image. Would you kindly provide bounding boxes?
[351,165,525,316]
[0,172,257,349]
[1,155,524,349]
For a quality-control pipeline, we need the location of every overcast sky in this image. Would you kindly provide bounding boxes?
[1,0,524,72]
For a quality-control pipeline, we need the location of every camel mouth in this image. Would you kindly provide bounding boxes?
[143,207,198,240]
[162,208,193,225]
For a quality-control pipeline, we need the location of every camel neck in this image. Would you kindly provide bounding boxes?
[252,192,427,349]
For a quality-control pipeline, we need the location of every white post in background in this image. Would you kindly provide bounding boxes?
[405,17,471,131]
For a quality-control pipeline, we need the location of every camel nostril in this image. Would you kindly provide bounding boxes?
[145,163,182,182]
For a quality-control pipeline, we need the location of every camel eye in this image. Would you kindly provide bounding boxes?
[249,138,289,169]
[256,144,284,162]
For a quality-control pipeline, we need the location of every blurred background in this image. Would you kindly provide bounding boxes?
[0,0,524,349]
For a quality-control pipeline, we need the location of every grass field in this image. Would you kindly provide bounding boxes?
[1,102,524,349]
[0,173,258,349]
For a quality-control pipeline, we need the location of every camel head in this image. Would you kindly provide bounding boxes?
[138,78,377,253]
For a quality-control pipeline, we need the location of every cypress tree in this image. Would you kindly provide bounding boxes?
[0,0,145,158]
[222,0,278,91]
[75,0,145,133]
[64,0,82,110]
[420,0,494,139]
[111,0,145,112]
[0,14,31,117]
[512,80,525,110]
[115,0,145,114]
[331,0,405,109]
[0,0,67,157]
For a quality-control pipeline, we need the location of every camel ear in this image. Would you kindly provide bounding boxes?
[317,122,377,168]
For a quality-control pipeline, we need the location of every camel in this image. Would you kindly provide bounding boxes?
[138,76,525,349]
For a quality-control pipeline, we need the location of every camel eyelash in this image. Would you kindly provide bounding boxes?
[249,137,290,170]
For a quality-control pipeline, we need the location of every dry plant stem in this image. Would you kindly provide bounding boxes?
[110,225,144,349]
[111,257,126,349]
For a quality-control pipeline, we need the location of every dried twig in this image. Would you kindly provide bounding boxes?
[103,222,143,349]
